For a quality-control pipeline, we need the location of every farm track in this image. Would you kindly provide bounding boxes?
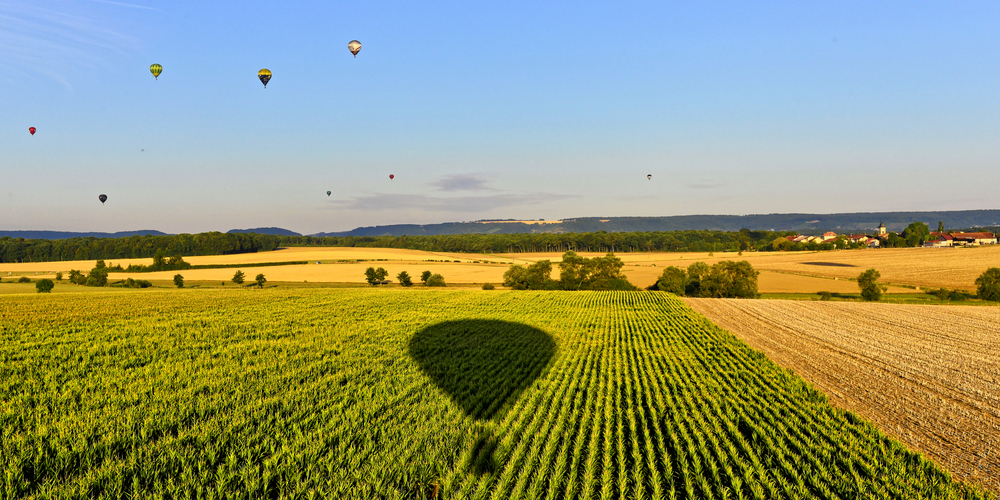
[0,289,994,498]
[684,297,1000,492]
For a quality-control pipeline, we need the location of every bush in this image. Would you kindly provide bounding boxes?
[818,291,832,301]
[55,272,63,281]
[17,276,31,283]
[857,268,885,302]
[699,261,759,299]
[35,279,54,293]
[420,270,432,284]
[482,283,496,290]
[426,274,446,287]
[135,279,152,288]
[397,271,413,287]
[655,266,687,295]
[975,267,1000,302]
[173,274,184,288]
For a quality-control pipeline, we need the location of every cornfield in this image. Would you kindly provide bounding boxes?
[0,289,992,499]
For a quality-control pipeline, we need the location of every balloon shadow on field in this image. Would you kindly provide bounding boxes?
[409,319,556,474]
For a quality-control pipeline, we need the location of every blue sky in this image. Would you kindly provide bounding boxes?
[3,1,999,234]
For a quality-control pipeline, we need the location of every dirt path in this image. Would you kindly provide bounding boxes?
[683,298,1000,492]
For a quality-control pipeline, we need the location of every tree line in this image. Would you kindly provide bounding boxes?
[0,229,802,263]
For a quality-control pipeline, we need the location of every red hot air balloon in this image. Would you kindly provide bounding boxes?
[29,127,36,136]
[99,194,108,204]
[389,174,394,180]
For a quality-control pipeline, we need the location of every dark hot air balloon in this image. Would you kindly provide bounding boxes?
[29,127,36,136]
[258,69,272,88]
[348,40,362,57]
[99,194,108,204]
[647,174,652,180]
[389,174,394,180]
[327,191,331,196]
[150,64,162,80]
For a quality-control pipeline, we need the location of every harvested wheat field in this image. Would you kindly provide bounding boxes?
[684,298,1000,492]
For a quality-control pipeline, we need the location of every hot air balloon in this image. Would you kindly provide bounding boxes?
[150,64,162,80]
[326,191,331,196]
[99,194,108,204]
[647,174,652,180]
[348,40,362,57]
[389,174,394,180]
[28,127,36,136]
[258,69,272,88]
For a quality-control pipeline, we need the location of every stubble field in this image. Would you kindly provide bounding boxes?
[683,298,1000,492]
[2,289,992,498]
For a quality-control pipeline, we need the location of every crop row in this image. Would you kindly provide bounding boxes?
[0,289,992,498]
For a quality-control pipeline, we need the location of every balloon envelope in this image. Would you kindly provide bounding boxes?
[326,191,331,196]
[258,69,272,88]
[150,64,162,80]
[389,174,394,180]
[29,127,35,136]
[348,40,362,57]
[647,174,652,180]
[99,194,107,204]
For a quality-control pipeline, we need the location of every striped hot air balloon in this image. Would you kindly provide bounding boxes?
[258,69,272,88]
[150,64,162,80]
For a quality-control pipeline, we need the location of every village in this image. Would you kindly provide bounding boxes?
[782,221,999,248]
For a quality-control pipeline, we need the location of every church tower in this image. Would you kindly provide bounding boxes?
[878,221,887,236]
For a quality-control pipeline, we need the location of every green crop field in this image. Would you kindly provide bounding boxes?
[1,289,992,499]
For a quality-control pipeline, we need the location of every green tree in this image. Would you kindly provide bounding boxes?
[426,273,446,287]
[857,268,885,301]
[583,253,633,290]
[504,261,557,290]
[397,270,413,286]
[17,276,31,283]
[152,249,167,268]
[374,267,389,282]
[975,267,1000,302]
[902,222,930,247]
[502,265,527,289]
[558,251,587,290]
[420,270,432,284]
[68,269,84,285]
[255,273,267,288]
[55,272,63,281]
[655,266,687,295]
[364,267,379,286]
[700,260,759,298]
[232,270,246,285]
[938,221,945,233]
[35,279,54,293]
[686,262,711,296]
[173,274,184,288]
[86,264,108,287]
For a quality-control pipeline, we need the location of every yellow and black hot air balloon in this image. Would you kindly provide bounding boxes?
[150,64,162,80]
[258,69,272,88]
[348,40,362,58]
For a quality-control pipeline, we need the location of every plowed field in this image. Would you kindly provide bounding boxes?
[684,298,1000,492]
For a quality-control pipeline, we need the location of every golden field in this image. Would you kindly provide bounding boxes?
[2,245,996,293]
[684,298,1000,491]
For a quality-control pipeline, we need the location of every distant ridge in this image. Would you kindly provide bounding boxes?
[227,227,302,236]
[312,210,1000,237]
[0,230,168,240]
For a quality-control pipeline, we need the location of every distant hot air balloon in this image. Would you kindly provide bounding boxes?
[258,69,272,88]
[327,191,331,196]
[99,194,108,205]
[647,174,652,180]
[348,40,362,57]
[28,127,36,136]
[389,174,394,180]
[150,64,162,80]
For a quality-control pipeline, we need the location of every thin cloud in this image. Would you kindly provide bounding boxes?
[431,174,497,192]
[89,0,162,12]
[0,2,142,89]
[330,192,577,213]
